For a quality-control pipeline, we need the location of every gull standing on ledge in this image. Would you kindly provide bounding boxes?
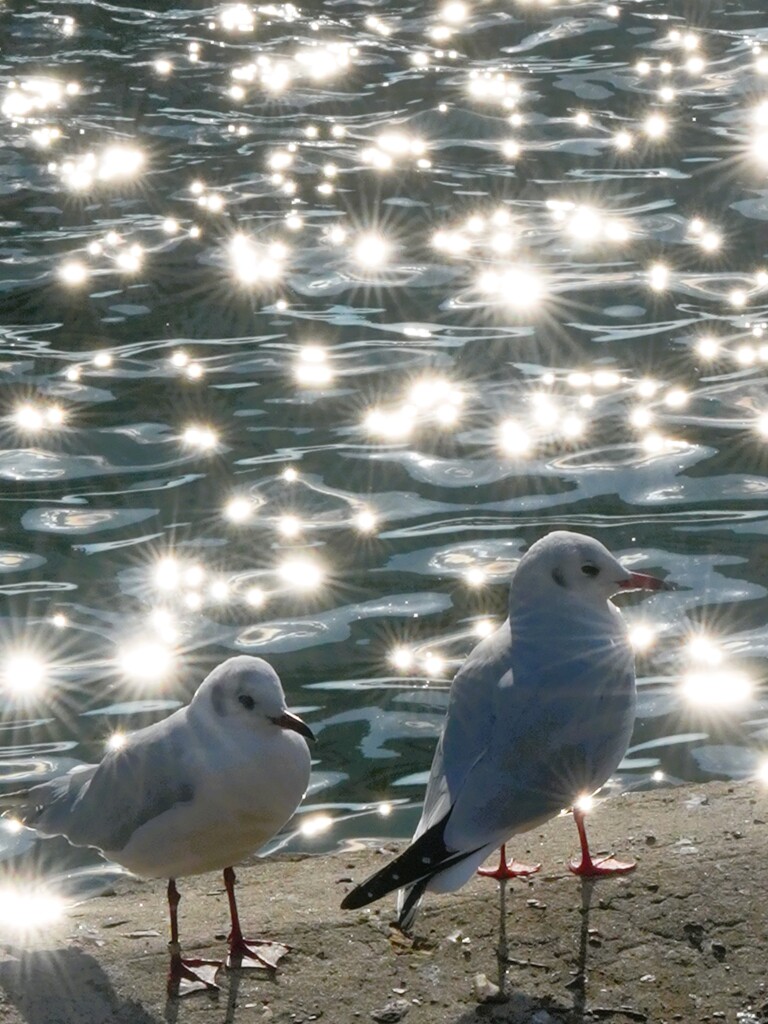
[341,531,668,984]
[10,655,315,996]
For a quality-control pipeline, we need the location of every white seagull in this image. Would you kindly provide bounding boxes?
[11,655,314,996]
[342,531,668,973]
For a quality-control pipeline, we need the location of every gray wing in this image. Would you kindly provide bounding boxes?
[444,631,636,851]
[414,621,514,839]
[21,707,195,854]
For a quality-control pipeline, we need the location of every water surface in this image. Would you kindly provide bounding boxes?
[1,0,768,896]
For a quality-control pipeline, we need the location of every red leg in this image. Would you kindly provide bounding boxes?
[477,843,541,881]
[223,866,291,970]
[166,878,222,997]
[568,808,636,877]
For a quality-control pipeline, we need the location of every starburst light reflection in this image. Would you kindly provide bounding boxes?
[352,233,392,271]
[681,669,752,707]
[299,813,333,837]
[0,885,66,934]
[277,557,324,591]
[477,266,545,309]
[229,234,288,286]
[117,640,176,684]
[1,653,48,698]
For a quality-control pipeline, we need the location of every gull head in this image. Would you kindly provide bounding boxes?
[510,531,667,608]
[194,655,315,741]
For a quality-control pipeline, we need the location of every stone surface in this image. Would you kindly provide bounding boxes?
[0,781,766,1023]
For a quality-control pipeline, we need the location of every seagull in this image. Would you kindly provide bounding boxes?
[341,531,668,986]
[10,655,315,996]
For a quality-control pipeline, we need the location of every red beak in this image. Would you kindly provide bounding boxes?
[618,572,670,591]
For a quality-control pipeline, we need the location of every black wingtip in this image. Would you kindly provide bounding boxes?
[340,886,372,911]
[340,812,482,914]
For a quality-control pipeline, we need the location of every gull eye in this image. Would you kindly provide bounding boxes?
[581,564,600,578]
[238,694,256,710]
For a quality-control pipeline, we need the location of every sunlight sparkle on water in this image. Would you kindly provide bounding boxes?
[365,15,391,36]
[354,508,378,534]
[182,425,219,450]
[468,71,520,109]
[423,652,446,677]
[630,407,653,430]
[98,145,144,182]
[295,345,333,387]
[294,43,354,81]
[391,646,414,671]
[278,515,303,538]
[465,567,487,587]
[278,557,323,591]
[686,635,724,665]
[2,77,72,119]
[59,260,88,286]
[478,266,544,309]
[107,731,127,751]
[648,263,669,291]
[230,234,288,286]
[154,557,181,592]
[352,233,392,270]
[220,3,255,31]
[474,619,495,638]
[696,336,720,359]
[755,412,768,439]
[0,885,65,934]
[245,586,266,608]
[117,640,176,683]
[681,669,752,707]
[149,608,178,643]
[499,418,533,457]
[629,624,657,652]
[13,403,66,432]
[643,113,668,139]
[364,407,414,441]
[225,497,254,523]
[1,653,48,697]
[300,813,333,837]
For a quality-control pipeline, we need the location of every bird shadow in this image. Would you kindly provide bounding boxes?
[451,878,595,1024]
[0,943,270,1024]
[0,945,163,1024]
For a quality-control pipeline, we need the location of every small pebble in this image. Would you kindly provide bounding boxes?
[370,998,410,1023]
[472,973,500,1003]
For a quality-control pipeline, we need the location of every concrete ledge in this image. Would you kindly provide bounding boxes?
[0,780,765,1024]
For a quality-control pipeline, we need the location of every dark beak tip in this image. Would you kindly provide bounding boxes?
[275,711,316,743]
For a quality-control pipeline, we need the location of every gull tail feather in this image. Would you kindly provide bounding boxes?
[340,812,481,922]
[395,880,427,932]
[2,768,94,835]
